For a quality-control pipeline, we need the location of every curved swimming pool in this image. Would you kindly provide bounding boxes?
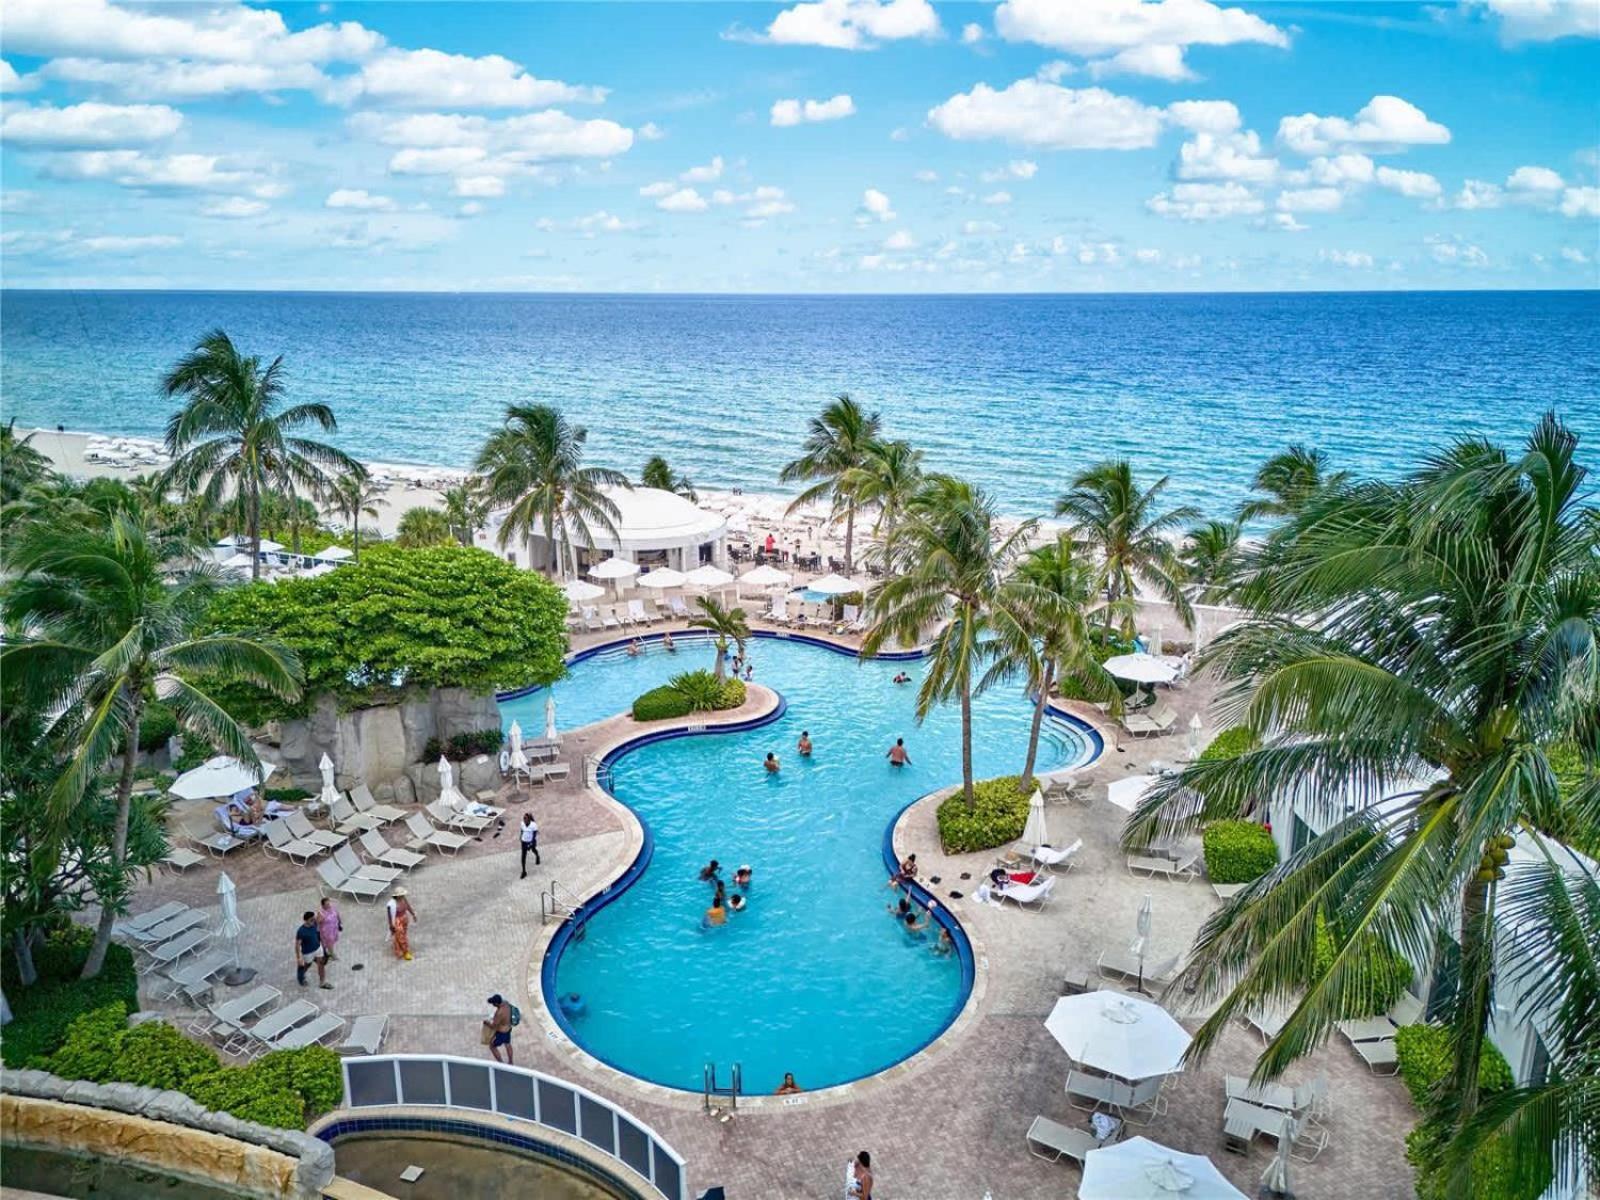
[503,634,1098,1093]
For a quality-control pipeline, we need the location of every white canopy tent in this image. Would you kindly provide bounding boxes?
[1080,1137,1247,1200]
[1044,991,1192,1081]
[170,756,275,801]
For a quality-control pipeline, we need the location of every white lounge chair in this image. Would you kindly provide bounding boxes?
[1225,1075,1328,1118]
[1031,837,1083,871]
[153,948,235,1003]
[316,858,389,904]
[285,809,346,851]
[766,595,790,625]
[360,828,425,872]
[1038,768,1088,803]
[162,845,206,873]
[1353,1037,1399,1074]
[1338,1015,1398,1044]
[600,605,621,630]
[121,901,188,933]
[1096,948,1180,989]
[334,844,403,887]
[190,984,281,1047]
[1066,1070,1133,1113]
[405,811,469,856]
[1387,992,1425,1026]
[537,761,571,784]
[995,875,1056,911]
[339,1014,389,1056]
[1212,882,1247,900]
[581,606,603,632]
[328,795,381,836]
[350,784,406,824]
[1127,852,1199,881]
[117,904,197,944]
[239,1000,317,1059]
[140,926,211,973]
[132,908,208,947]
[427,799,491,833]
[1026,1116,1100,1165]
[627,599,655,625]
[263,818,325,864]
[269,1011,346,1051]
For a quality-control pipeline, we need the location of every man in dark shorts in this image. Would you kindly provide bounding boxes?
[484,994,514,1064]
[295,911,330,989]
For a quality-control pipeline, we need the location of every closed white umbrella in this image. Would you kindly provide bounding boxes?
[1187,713,1204,759]
[1080,1137,1247,1200]
[1260,1115,1295,1196]
[638,567,688,589]
[1107,774,1158,813]
[1044,991,1191,1081]
[216,872,254,985]
[508,720,529,784]
[563,579,605,603]
[544,695,558,742]
[807,572,862,596]
[1132,894,1154,993]
[740,564,791,587]
[438,755,464,807]
[1104,653,1178,684]
[1146,627,1163,658]
[170,755,275,801]
[317,752,338,808]
[1020,788,1050,849]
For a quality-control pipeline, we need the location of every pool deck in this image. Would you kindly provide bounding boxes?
[120,614,1418,1199]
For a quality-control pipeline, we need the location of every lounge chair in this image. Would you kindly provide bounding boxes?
[538,761,571,783]
[1026,1116,1100,1165]
[426,799,491,833]
[192,827,247,857]
[135,908,209,946]
[1245,1007,1289,1043]
[269,1011,346,1051]
[1124,701,1179,738]
[239,1000,318,1059]
[1038,768,1088,803]
[285,809,346,851]
[1121,1073,1168,1126]
[339,1014,389,1056]
[1226,1076,1328,1118]
[154,948,235,1004]
[162,845,207,873]
[405,811,469,856]
[334,844,404,887]
[627,599,656,626]
[1031,837,1083,871]
[1126,852,1198,881]
[600,605,621,630]
[1066,1070,1132,1114]
[140,926,211,974]
[328,795,381,836]
[121,901,188,933]
[766,595,790,625]
[581,606,602,632]
[117,904,198,944]
[1224,1099,1330,1162]
[1212,882,1247,901]
[189,984,281,1047]
[1338,1015,1398,1044]
[351,783,406,824]
[360,828,425,872]
[667,595,690,619]
[1096,948,1180,989]
[1387,992,1425,1026]
[994,875,1055,911]
[263,816,326,864]
[316,858,389,904]
[1353,1037,1400,1074]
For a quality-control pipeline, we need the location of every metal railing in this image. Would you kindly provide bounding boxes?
[339,1054,688,1200]
[539,880,586,931]
[701,1061,742,1113]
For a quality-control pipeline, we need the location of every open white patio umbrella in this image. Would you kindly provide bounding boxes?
[317,752,339,808]
[638,566,688,590]
[589,556,639,598]
[170,755,275,801]
[1020,788,1050,848]
[1105,653,1179,684]
[684,564,735,590]
[314,545,354,562]
[807,572,862,596]
[1045,991,1192,1081]
[563,579,605,603]
[1080,1137,1247,1200]
[740,564,791,588]
[508,720,529,783]
[544,695,558,742]
[1107,774,1159,813]
[216,872,254,986]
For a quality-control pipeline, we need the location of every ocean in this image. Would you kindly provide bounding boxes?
[2,289,1596,519]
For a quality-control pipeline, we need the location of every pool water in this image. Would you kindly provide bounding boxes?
[521,635,1096,1093]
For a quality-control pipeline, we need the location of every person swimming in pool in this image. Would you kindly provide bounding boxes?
[774,1072,804,1096]
[729,893,747,912]
[887,896,912,919]
[627,639,643,657]
[888,853,918,889]
[886,738,910,766]
[932,927,954,956]
[662,630,675,652]
[902,908,929,938]
[734,865,753,890]
[744,662,754,681]
[704,896,727,927]
[764,752,780,773]
[892,672,911,685]
[699,859,722,881]
[797,730,813,756]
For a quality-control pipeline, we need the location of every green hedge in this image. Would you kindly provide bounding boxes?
[422,728,506,763]
[1399,1025,1528,1200]
[1198,725,1260,762]
[1202,819,1277,883]
[1394,1023,1513,1108]
[937,775,1032,853]
[632,686,693,722]
[1311,912,1414,1017]
[631,671,746,723]
[0,925,139,1069]
[43,1003,343,1130]
[135,703,179,753]
[264,787,311,806]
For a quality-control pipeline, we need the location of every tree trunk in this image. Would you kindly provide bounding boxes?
[351,510,361,563]
[11,930,37,988]
[1449,869,1495,1121]
[1020,659,1055,791]
[960,680,975,809]
[844,505,856,573]
[82,692,142,979]
[714,644,726,682]
[248,483,262,583]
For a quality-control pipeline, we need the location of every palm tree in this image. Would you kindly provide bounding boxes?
[1180,518,1244,601]
[842,438,924,574]
[640,456,697,502]
[326,469,383,561]
[474,404,630,576]
[987,534,1122,790]
[1,512,301,977]
[779,394,882,572]
[865,475,1036,807]
[395,506,453,548]
[1237,444,1347,524]
[1,420,55,502]
[1126,414,1598,1194]
[1054,460,1198,637]
[440,481,489,547]
[160,329,359,581]
[688,595,750,681]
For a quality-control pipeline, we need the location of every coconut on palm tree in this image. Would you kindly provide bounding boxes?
[842,438,923,574]
[866,475,1036,807]
[1237,444,1347,525]
[395,506,454,548]
[475,404,630,576]
[641,456,698,501]
[160,330,359,581]
[779,394,883,572]
[1126,414,1598,1197]
[688,595,750,681]
[1,512,301,977]
[1055,459,1198,637]
[326,469,384,560]
[440,481,489,547]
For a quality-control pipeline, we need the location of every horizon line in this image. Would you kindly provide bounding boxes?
[3,285,1597,299]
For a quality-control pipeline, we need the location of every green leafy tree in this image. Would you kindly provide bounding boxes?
[440,481,489,547]
[475,404,629,575]
[842,437,924,574]
[0,420,55,503]
[395,505,453,548]
[325,469,383,561]
[1237,444,1347,525]
[1,513,302,977]
[688,595,750,682]
[779,394,883,572]
[1054,459,1198,637]
[866,476,1036,807]
[1126,414,1599,1191]
[160,330,359,581]
[640,455,697,501]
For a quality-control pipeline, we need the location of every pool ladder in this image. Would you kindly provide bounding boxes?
[540,880,588,940]
[702,1062,742,1114]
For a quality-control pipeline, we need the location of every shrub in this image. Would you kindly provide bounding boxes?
[43,1003,129,1082]
[1394,1023,1513,1109]
[1198,725,1260,762]
[421,728,506,763]
[719,678,747,709]
[632,685,693,722]
[937,775,1032,853]
[631,671,745,722]
[1,926,140,1068]
[1404,1115,1538,1200]
[1202,819,1277,883]
[183,1046,342,1129]
[134,702,178,753]
[117,1019,220,1090]
[1310,912,1414,1017]
[669,669,725,711]
[264,787,310,806]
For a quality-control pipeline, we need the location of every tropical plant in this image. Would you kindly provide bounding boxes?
[842,437,924,573]
[1,512,301,976]
[1125,414,1599,1198]
[688,595,749,682]
[160,329,359,581]
[0,419,55,502]
[326,470,383,561]
[474,404,629,575]
[866,475,1036,807]
[1054,460,1198,637]
[395,505,453,548]
[779,394,883,572]
[1180,518,1245,601]
[1237,444,1347,525]
[440,481,489,547]
[641,455,697,501]
[935,774,1034,852]
[263,493,321,554]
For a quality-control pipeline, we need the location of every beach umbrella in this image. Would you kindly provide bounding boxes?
[726,512,751,533]
[1187,713,1204,759]
[684,565,734,589]
[563,578,605,603]
[1104,653,1178,684]
[1132,894,1154,993]
[438,755,463,806]
[1260,1115,1296,1196]
[508,720,529,782]
[1045,992,1191,1081]
[1107,774,1158,813]
[216,872,254,986]
[639,566,688,589]
[1080,1137,1247,1200]
[257,539,284,553]
[317,752,339,807]
[314,545,354,562]
[740,564,791,587]
[589,556,639,598]
[1020,788,1050,848]
[807,572,861,596]
[544,695,558,742]
[170,755,275,801]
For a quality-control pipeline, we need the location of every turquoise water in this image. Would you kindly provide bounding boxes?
[529,635,1094,1092]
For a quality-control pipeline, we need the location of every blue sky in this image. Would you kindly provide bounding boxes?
[1,0,1596,291]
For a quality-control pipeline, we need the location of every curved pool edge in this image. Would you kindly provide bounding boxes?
[521,631,1106,1113]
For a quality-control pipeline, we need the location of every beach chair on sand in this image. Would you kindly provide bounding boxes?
[360,828,425,872]
[405,812,469,856]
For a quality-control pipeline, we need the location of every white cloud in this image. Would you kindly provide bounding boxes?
[928,80,1166,150]
[1427,234,1489,267]
[961,22,985,44]
[39,56,327,100]
[1088,43,1194,81]
[1277,186,1344,213]
[862,187,895,220]
[914,169,940,183]
[1560,246,1591,264]
[656,187,709,213]
[1,59,38,93]
[1451,179,1503,210]
[452,175,506,198]
[889,126,910,141]
[535,210,643,235]
[962,219,1002,234]
[458,201,484,217]
[1146,181,1264,220]
[356,109,634,181]
[1375,166,1441,199]
[637,122,665,141]
[981,190,1013,205]
[1505,164,1564,194]
[981,159,1038,181]
[1263,212,1307,232]
[770,94,856,126]
[639,181,676,198]
[1560,186,1600,218]
[884,229,917,250]
[1469,0,1599,43]
[1175,131,1277,183]
[328,48,604,109]
[75,234,181,253]
[1305,153,1375,187]
[1320,249,1374,268]
[1278,96,1450,155]
[1135,247,1161,263]
[680,155,725,182]
[199,196,267,218]
[1165,100,1240,135]
[761,0,940,50]
[387,146,488,176]
[41,149,282,196]
[326,188,397,211]
[711,184,795,219]
[0,101,182,147]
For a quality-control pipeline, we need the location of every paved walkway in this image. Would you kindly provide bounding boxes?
[124,616,1418,1199]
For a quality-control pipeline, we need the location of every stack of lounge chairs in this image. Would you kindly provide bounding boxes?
[1096,947,1181,990]
[1337,991,1425,1074]
[1221,1078,1332,1159]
